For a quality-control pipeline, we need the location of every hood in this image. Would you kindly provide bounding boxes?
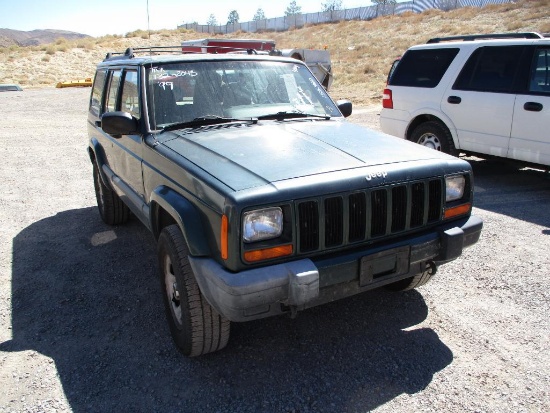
[161,120,454,191]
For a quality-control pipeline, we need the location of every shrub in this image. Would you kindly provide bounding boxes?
[76,39,95,49]
[506,21,524,31]
[363,65,374,74]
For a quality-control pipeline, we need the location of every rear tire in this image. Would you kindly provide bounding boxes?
[93,163,129,225]
[157,225,230,356]
[410,121,458,156]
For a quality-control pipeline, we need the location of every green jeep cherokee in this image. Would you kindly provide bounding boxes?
[88,47,482,356]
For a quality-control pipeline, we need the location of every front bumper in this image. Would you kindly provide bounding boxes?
[189,215,482,322]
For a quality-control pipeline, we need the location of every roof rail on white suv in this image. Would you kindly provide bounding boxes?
[427,32,544,43]
[380,32,550,168]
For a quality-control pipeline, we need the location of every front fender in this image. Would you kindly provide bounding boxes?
[88,138,111,189]
[150,186,211,257]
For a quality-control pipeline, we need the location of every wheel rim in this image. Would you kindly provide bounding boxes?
[163,254,183,328]
[417,133,442,151]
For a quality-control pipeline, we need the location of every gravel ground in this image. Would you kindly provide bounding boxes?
[1,87,549,413]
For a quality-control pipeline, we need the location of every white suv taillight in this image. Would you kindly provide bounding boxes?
[382,88,393,109]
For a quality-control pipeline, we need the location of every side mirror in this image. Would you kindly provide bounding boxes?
[336,99,352,118]
[101,111,138,136]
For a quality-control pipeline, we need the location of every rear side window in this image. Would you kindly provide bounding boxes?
[530,47,550,93]
[388,48,459,88]
[453,46,524,93]
[90,70,107,117]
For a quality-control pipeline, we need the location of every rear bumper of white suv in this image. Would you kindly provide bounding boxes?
[380,108,408,139]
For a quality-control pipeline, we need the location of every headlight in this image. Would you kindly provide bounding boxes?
[243,207,283,243]
[445,175,466,202]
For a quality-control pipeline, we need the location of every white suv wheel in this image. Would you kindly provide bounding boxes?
[410,121,458,156]
[417,133,442,151]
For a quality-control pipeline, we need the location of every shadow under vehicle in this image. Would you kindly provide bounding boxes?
[1,207,453,412]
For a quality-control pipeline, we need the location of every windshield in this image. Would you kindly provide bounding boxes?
[146,60,340,129]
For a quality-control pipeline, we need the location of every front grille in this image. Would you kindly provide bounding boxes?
[325,197,343,247]
[297,179,443,253]
[298,201,319,252]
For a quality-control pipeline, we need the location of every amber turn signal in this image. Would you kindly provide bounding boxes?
[221,215,228,260]
[244,244,293,263]
[444,203,471,219]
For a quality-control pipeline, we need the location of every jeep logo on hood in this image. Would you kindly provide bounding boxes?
[365,170,388,181]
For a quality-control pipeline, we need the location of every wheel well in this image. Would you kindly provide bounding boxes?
[149,190,212,256]
[88,147,96,164]
[291,53,303,61]
[406,115,446,140]
[152,203,177,240]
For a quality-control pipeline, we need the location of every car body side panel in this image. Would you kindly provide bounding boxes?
[440,90,515,156]
[509,93,550,165]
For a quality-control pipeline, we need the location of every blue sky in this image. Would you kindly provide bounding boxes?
[0,0,379,37]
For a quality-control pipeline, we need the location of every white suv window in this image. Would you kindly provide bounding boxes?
[453,46,524,93]
[389,48,459,88]
[530,48,550,93]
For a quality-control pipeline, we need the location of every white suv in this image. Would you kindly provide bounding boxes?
[380,32,550,168]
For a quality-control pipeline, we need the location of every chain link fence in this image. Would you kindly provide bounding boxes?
[177,0,514,35]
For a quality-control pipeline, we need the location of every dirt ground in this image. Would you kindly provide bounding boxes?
[0,87,549,413]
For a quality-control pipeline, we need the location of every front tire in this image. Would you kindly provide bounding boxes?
[157,225,230,356]
[93,162,129,225]
[410,121,458,156]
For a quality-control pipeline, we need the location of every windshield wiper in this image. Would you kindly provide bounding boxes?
[161,115,257,132]
[256,111,331,121]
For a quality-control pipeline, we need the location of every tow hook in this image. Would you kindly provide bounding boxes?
[289,305,298,319]
[423,260,437,277]
[281,304,299,319]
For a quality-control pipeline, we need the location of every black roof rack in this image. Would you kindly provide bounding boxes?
[103,46,184,61]
[426,32,544,44]
[103,45,277,61]
[181,45,273,55]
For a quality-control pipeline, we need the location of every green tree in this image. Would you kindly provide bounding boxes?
[285,1,302,16]
[253,8,266,21]
[227,10,240,24]
[321,0,342,12]
[206,14,217,26]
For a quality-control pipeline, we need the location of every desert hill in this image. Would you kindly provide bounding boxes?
[0,28,89,47]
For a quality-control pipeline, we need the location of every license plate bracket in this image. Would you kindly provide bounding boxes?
[360,246,410,287]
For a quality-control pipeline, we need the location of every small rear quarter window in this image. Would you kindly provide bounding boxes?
[389,48,459,88]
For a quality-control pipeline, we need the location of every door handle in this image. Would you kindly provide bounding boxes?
[447,96,461,104]
[523,102,543,112]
